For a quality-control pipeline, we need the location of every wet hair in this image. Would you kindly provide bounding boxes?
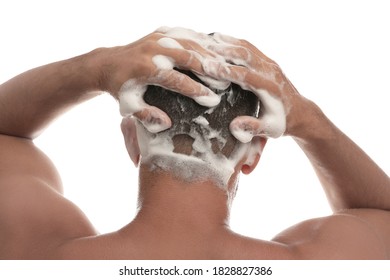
[143,70,259,158]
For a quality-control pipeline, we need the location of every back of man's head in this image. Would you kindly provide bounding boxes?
[136,71,259,187]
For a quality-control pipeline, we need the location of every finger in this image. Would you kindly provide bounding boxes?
[211,32,239,44]
[157,43,220,77]
[171,38,219,59]
[154,26,171,34]
[202,60,280,95]
[201,60,257,90]
[132,106,172,133]
[208,43,274,74]
[208,44,253,67]
[193,74,231,90]
[118,72,218,123]
[157,50,231,90]
[230,116,265,143]
[155,27,223,61]
[155,26,211,44]
[212,33,275,64]
[153,31,234,91]
[157,48,204,74]
[230,115,285,141]
[121,117,141,167]
[151,69,221,107]
[201,59,246,84]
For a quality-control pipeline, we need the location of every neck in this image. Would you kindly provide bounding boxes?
[132,162,239,233]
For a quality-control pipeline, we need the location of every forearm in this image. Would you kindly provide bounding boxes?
[208,35,390,212]
[0,50,102,139]
[292,101,390,212]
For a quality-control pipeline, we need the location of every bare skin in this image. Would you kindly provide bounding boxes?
[0,29,389,260]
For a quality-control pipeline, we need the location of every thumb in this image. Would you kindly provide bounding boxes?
[132,106,172,133]
[230,116,284,143]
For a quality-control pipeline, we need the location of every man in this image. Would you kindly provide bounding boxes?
[0,27,389,259]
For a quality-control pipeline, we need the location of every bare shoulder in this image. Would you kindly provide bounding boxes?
[0,135,96,259]
[272,209,390,259]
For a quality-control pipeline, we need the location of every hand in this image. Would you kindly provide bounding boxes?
[200,33,310,141]
[96,27,233,133]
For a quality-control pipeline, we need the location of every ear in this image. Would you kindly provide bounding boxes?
[240,137,267,175]
[121,117,141,167]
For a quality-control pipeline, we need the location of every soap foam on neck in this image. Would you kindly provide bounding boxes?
[135,120,250,189]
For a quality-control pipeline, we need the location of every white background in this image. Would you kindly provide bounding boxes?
[0,0,389,240]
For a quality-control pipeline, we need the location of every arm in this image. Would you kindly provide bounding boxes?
[204,35,390,258]
[0,31,221,139]
[0,53,100,139]
[0,50,103,258]
[0,28,226,258]
[203,34,390,212]
[291,102,390,211]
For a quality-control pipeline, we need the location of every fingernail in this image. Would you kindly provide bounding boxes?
[141,115,172,133]
[203,59,225,76]
[193,91,221,107]
[195,74,231,90]
[230,122,254,143]
[213,33,239,44]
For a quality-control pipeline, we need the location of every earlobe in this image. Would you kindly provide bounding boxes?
[241,137,267,175]
[241,155,260,175]
[121,117,141,167]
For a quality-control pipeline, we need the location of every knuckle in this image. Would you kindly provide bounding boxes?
[235,46,251,60]
[147,32,163,42]
[142,40,158,55]
[239,39,252,48]
[155,70,182,88]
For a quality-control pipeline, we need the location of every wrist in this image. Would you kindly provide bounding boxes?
[68,48,105,93]
[50,49,105,101]
[287,98,336,142]
[88,45,133,99]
